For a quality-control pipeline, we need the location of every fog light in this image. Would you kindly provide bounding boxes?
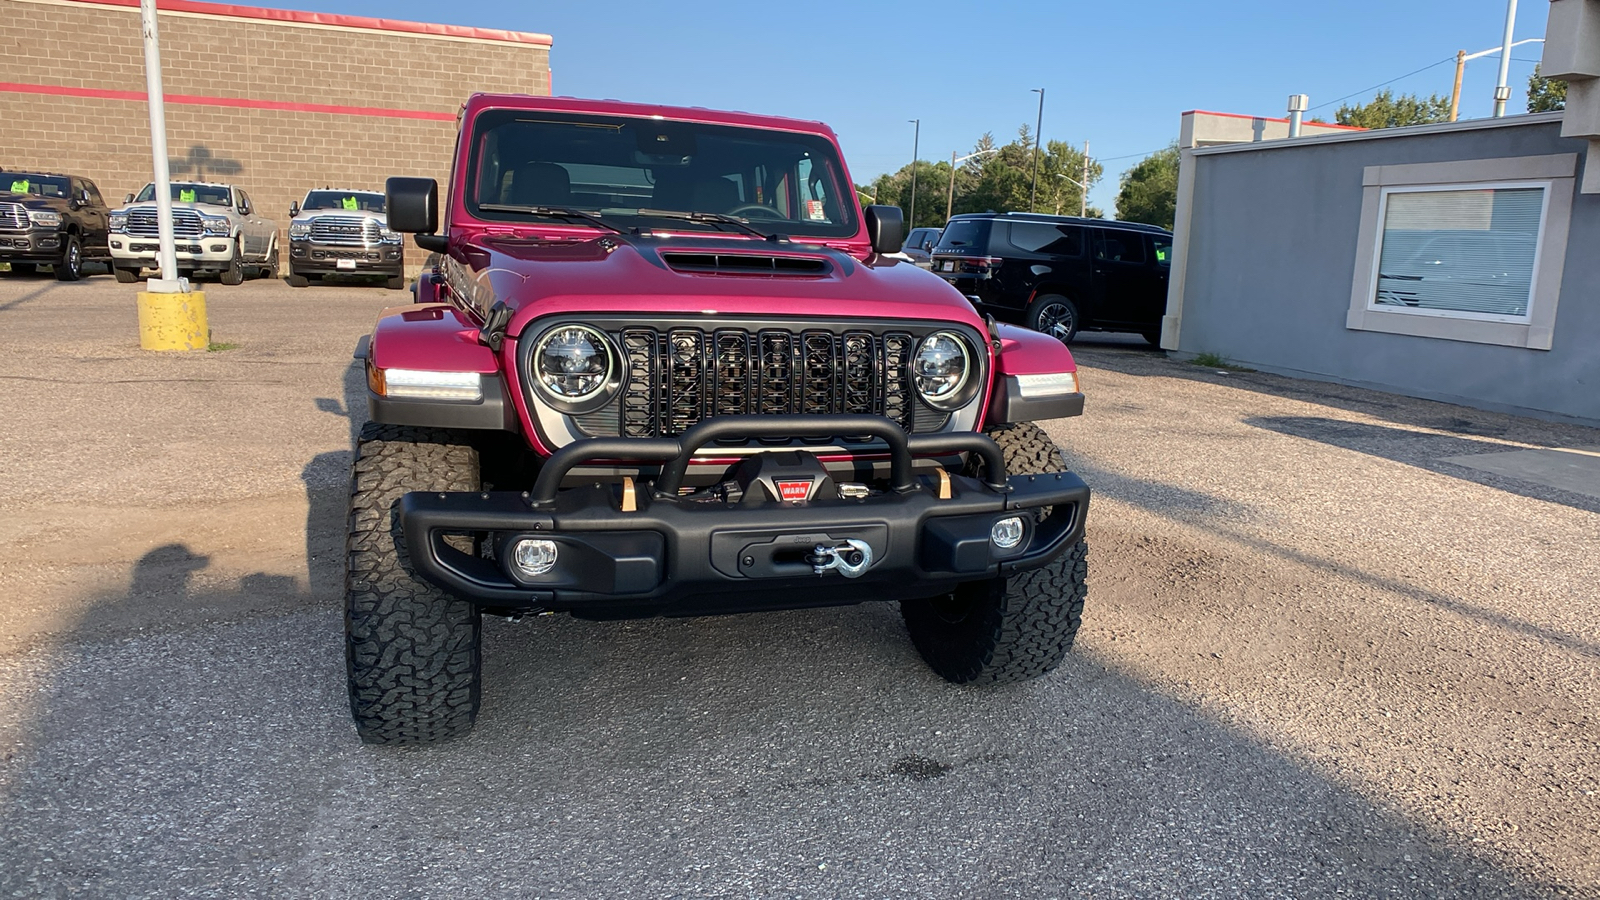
[991,516,1024,550]
[511,538,558,577]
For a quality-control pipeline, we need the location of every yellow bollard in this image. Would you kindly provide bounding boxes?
[137,290,208,351]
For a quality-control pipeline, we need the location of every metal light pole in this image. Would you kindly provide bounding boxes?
[947,147,1000,221]
[1028,88,1044,213]
[907,119,920,230]
[139,0,181,290]
[1079,140,1089,217]
[1450,38,1544,121]
[1493,0,1518,117]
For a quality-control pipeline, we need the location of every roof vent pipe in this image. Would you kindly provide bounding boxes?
[1287,94,1309,138]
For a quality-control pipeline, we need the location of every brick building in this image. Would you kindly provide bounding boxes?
[0,0,552,273]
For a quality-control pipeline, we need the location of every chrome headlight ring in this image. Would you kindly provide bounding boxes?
[528,323,621,414]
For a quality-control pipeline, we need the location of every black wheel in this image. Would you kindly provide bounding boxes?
[901,422,1088,685]
[1027,294,1079,344]
[54,235,83,282]
[346,423,483,744]
[286,261,310,288]
[386,274,407,291]
[113,265,139,283]
[219,241,244,285]
[1140,328,1163,347]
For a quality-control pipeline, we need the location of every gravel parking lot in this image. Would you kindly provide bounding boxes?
[1,274,1596,898]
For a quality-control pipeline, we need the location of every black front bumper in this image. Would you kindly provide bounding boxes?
[399,415,1090,619]
[290,239,402,275]
[0,230,63,262]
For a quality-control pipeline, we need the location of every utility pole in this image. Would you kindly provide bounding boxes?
[1492,0,1518,117]
[140,0,180,289]
[907,119,919,230]
[1450,49,1467,121]
[1029,88,1044,213]
[1080,140,1089,218]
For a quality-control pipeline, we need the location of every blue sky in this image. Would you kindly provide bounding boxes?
[246,0,1553,216]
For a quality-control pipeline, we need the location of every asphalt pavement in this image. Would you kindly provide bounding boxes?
[0,273,1596,898]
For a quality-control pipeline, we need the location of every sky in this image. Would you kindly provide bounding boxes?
[244,0,1554,216]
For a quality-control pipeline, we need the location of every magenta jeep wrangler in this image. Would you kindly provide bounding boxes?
[349,94,1090,744]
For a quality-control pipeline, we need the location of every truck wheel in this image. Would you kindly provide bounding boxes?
[113,266,139,283]
[346,423,483,744]
[54,235,83,282]
[901,422,1088,685]
[386,274,407,291]
[219,241,245,285]
[8,263,38,276]
[1140,328,1163,347]
[260,244,280,280]
[1028,294,1079,344]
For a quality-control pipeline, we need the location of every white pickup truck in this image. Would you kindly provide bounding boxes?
[109,181,278,285]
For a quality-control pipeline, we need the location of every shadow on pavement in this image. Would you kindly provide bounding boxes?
[1246,415,1600,516]
[0,549,1564,898]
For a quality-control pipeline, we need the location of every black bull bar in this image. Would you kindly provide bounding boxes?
[399,415,1090,617]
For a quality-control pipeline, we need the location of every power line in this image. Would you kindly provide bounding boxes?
[1307,56,1456,111]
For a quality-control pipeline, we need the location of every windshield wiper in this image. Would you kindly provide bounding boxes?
[477,203,627,235]
[634,209,776,240]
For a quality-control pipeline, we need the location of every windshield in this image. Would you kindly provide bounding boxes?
[3,173,70,198]
[935,219,993,251]
[135,183,232,207]
[303,191,385,212]
[466,110,858,238]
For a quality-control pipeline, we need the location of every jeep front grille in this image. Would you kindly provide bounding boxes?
[614,326,923,438]
[309,215,379,245]
[0,202,27,231]
[125,207,202,238]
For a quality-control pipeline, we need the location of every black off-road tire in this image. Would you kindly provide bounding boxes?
[113,265,139,283]
[386,274,407,290]
[54,234,83,282]
[219,241,245,285]
[901,422,1088,684]
[1140,328,1163,347]
[260,244,280,280]
[346,423,483,744]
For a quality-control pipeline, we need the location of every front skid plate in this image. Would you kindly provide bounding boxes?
[399,470,1089,616]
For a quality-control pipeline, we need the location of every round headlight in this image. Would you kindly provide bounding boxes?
[534,324,615,403]
[913,332,971,406]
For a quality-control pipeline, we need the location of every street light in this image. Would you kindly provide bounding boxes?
[907,119,920,230]
[1029,88,1044,213]
[947,147,1000,221]
[1449,37,1544,121]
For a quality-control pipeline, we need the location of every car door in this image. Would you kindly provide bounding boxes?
[1088,228,1164,329]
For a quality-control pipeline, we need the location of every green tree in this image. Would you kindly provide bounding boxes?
[1528,64,1567,112]
[1334,89,1451,129]
[1115,144,1180,230]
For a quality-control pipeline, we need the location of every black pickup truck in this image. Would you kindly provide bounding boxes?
[0,170,112,281]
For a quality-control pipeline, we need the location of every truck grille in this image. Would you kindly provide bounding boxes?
[309,215,379,245]
[0,202,27,231]
[613,326,922,438]
[126,208,203,238]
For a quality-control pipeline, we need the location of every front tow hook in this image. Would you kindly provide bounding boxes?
[808,539,874,578]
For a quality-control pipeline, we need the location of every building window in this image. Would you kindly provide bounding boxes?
[1370,183,1547,323]
[1346,154,1577,351]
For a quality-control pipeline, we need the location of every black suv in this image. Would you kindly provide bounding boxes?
[0,170,112,281]
[930,212,1172,345]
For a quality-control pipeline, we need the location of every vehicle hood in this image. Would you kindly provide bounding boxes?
[0,192,71,212]
[291,210,388,227]
[451,232,991,337]
[112,201,232,215]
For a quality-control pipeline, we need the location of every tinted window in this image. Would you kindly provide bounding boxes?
[304,191,385,212]
[1007,222,1083,255]
[467,109,857,238]
[84,181,104,206]
[1153,236,1172,266]
[2,172,71,197]
[1095,230,1146,264]
[936,219,992,250]
[136,182,232,206]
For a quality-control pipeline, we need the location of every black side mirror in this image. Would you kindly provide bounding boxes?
[863,205,904,255]
[289,201,300,218]
[123,193,134,204]
[387,176,445,251]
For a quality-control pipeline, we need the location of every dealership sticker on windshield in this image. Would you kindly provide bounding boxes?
[804,200,826,221]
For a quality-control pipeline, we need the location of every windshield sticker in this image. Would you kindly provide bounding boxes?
[804,200,827,221]
[10,180,28,193]
[180,188,196,202]
[342,196,359,210]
